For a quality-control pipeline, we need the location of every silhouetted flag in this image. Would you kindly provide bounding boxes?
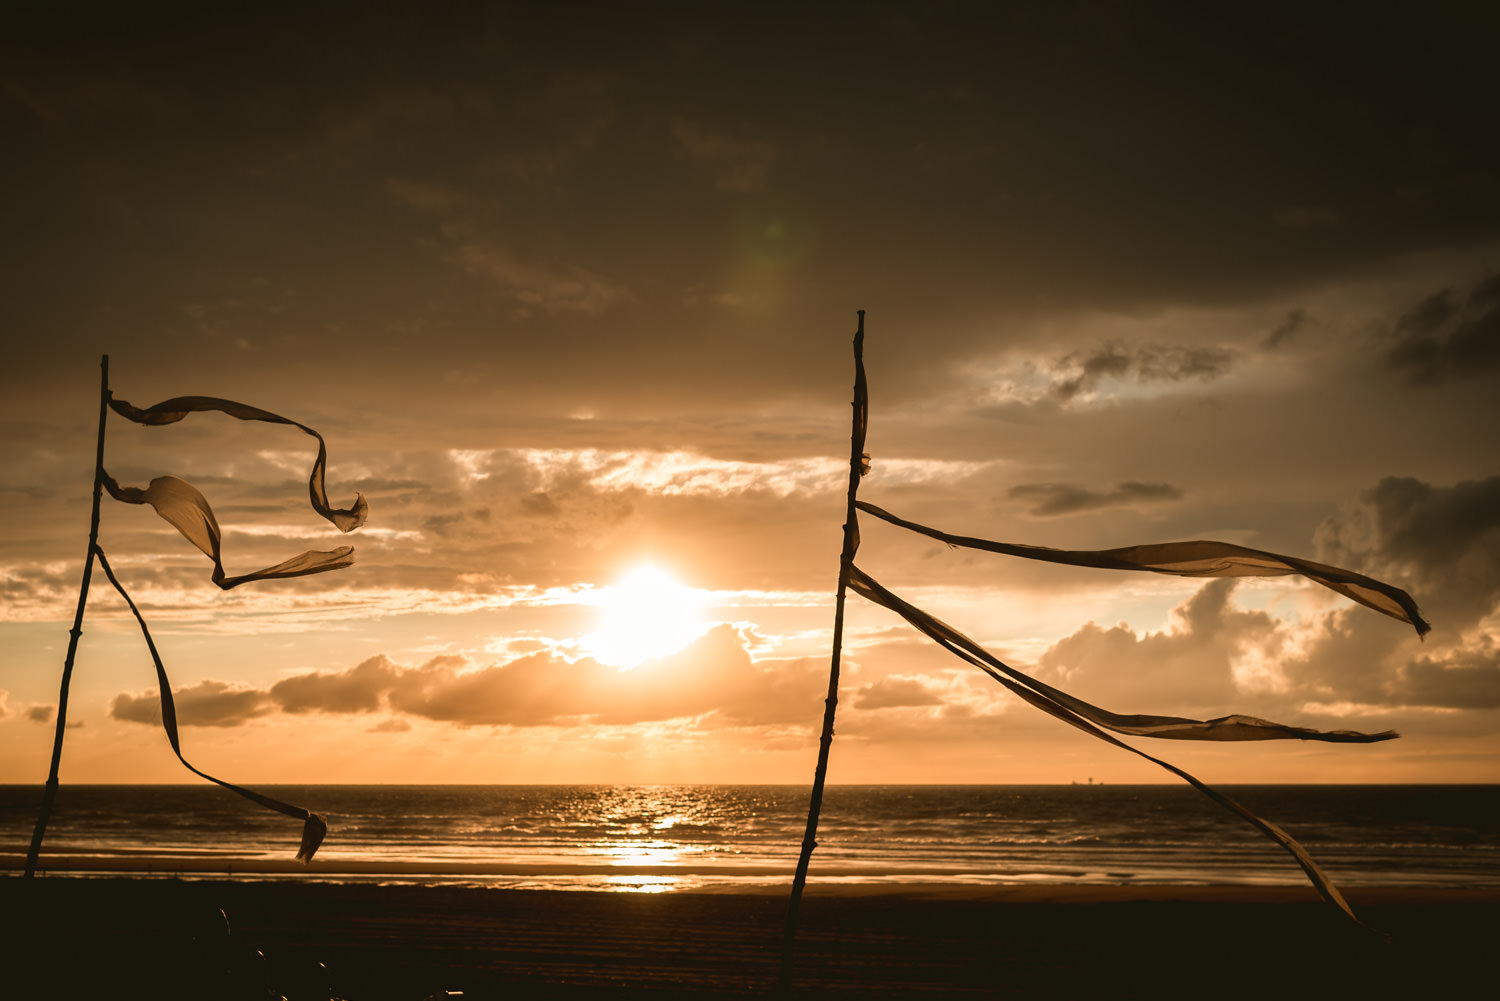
[95,549,330,860]
[97,393,366,860]
[856,501,1428,636]
[848,565,1373,923]
[104,395,367,586]
[846,360,1425,931]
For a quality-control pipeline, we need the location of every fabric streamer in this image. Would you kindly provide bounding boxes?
[104,394,366,588]
[94,547,326,861]
[838,333,1427,936]
[100,393,358,854]
[848,566,1396,746]
[847,565,1375,930]
[855,500,1429,636]
[103,473,356,588]
[25,371,349,873]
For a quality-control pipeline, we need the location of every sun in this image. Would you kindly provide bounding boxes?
[581,565,710,669]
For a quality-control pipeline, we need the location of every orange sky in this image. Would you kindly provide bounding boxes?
[2,4,1498,786]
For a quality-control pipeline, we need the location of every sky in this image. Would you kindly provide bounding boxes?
[2,2,1498,788]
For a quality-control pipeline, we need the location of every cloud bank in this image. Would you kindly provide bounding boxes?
[110,625,826,729]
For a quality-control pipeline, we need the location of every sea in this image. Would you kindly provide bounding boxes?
[2,784,1495,893]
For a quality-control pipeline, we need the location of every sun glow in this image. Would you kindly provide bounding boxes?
[582,565,710,669]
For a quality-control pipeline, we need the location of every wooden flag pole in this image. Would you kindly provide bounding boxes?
[779,312,867,991]
[26,355,111,877]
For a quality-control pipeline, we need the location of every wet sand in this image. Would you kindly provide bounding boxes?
[4,878,1495,998]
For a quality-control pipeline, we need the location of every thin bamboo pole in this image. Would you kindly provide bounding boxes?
[779,312,867,992]
[26,355,110,877]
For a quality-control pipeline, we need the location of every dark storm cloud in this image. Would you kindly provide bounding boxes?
[1050,344,1132,400]
[1051,344,1237,401]
[1401,650,1500,710]
[1354,476,1500,570]
[1007,480,1182,517]
[1396,290,1460,340]
[1383,276,1500,385]
[3,3,1497,415]
[1316,475,1500,628]
[1262,309,1307,351]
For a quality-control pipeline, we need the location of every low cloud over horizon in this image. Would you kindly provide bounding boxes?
[103,469,1500,751]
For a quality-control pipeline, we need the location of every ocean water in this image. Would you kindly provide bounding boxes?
[2,784,1495,893]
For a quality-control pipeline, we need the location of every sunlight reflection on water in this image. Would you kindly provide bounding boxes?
[7,784,1494,891]
[588,841,685,866]
[601,875,681,894]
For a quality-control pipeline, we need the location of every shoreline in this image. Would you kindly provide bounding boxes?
[7,860,1500,901]
[10,853,1496,896]
[4,878,1493,998]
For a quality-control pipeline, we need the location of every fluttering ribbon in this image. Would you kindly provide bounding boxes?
[856,501,1429,636]
[850,565,1396,744]
[839,332,1430,934]
[99,393,361,858]
[102,473,356,588]
[95,547,326,861]
[104,395,367,588]
[848,564,1372,927]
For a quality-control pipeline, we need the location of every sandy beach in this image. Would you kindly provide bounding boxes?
[4,877,1496,999]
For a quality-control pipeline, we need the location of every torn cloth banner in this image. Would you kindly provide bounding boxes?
[838,327,1426,934]
[847,565,1396,745]
[104,395,367,588]
[93,392,362,860]
[855,500,1428,637]
[846,564,1370,927]
[844,499,1424,931]
[94,547,327,861]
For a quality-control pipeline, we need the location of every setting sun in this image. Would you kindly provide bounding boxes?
[582,565,710,669]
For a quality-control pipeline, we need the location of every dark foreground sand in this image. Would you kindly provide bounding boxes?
[3,879,1496,999]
